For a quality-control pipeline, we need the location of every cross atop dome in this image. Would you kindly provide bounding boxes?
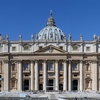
[50,10,52,17]
[47,10,56,26]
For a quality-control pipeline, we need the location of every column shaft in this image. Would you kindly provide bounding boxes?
[55,60,59,90]
[43,61,47,91]
[4,60,9,91]
[31,61,34,90]
[63,61,67,91]
[35,60,38,90]
[18,61,22,91]
[80,61,83,91]
[68,61,71,91]
[92,62,97,91]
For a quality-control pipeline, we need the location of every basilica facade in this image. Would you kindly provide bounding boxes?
[0,12,99,92]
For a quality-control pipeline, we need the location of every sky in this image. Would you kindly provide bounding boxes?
[0,0,100,40]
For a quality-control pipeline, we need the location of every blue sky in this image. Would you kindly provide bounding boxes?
[0,0,100,40]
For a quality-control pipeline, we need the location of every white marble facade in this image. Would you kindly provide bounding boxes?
[0,12,100,92]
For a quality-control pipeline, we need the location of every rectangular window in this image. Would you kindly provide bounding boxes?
[12,47,16,51]
[12,64,16,71]
[39,74,42,77]
[59,63,63,71]
[23,63,29,71]
[73,64,78,71]
[39,64,42,71]
[24,46,29,51]
[86,47,90,51]
[59,46,63,50]
[39,46,42,50]
[48,63,53,71]
[60,74,63,77]
[25,74,29,76]
[73,45,78,50]
[74,74,77,77]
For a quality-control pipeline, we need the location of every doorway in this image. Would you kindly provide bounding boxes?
[23,80,29,90]
[48,79,53,90]
[59,84,63,91]
[39,84,43,90]
[72,80,78,91]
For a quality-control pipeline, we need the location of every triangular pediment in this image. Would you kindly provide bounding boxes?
[34,45,67,54]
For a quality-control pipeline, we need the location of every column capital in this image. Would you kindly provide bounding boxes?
[92,60,98,63]
[31,60,34,63]
[17,60,22,64]
[44,59,47,62]
[63,60,67,63]
[35,60,38,63]
[80,60,83,63]
[68,60,72,64]
[4,60,9,63]
[55,59,59,62]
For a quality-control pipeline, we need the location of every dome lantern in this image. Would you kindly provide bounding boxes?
[47,10,56,26]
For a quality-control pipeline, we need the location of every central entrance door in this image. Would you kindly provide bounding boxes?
[23,80,29,90]
[72,80,78,91]
[48,79,53,90]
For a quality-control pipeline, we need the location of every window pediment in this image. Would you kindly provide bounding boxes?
[72,43,80,51]
[22,43,31,51]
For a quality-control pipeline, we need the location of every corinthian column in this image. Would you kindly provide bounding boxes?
[80,61,83,91]
[31,61,34,90]
[68,61,71,91]
[63,60,67,91]
[18,61,22,91]
[92,61,98,91]
[43,60,47,91]
[35,60,38,90]
[55,60,59,90]
[4,60,9,91]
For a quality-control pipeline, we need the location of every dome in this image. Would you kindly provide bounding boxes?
[36,11,66,41]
